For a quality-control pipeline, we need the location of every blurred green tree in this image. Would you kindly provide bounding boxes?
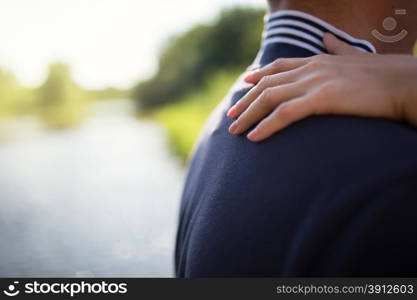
[132,7,263,111]
[38,62,86,128]
[0,68,38,117]
[0,69,20,117]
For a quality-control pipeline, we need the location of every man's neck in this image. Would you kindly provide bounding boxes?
[267,0,417,54]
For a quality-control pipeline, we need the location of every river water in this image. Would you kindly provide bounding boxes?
[0,100,184,277]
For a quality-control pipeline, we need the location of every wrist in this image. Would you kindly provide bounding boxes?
[402,89,417,127]
[401,65,417,126]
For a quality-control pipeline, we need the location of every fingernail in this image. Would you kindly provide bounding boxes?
[323,32,335,42]
[244,73,254,82]
[247,129,258,141]
[229,122,239,134]
[227,106,237,119]
[244,71,258,82]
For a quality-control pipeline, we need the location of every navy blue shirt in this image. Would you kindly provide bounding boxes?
[175,10,417,277]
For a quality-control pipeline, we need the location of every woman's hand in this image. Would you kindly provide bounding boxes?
[227,33,417,142]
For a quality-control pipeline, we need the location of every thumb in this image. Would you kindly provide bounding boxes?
[323,33,364,55]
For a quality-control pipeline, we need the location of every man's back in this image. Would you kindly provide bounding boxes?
[175,11,417,277]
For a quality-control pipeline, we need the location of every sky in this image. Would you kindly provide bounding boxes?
[0,0,264,90]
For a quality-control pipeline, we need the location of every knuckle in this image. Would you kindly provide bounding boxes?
[315,53,330,61]
[313,83,337,113]
[309,55,331,69]
[319,81,338,96]
[272,58,282,68]
[258,75,272,88]
[254,83,265,95]
[315,84,330,98]
[258,88,273,105]
[276,102,291,117]
[234,116,244,128]
[313,69,334,81]
[309,60,324,69]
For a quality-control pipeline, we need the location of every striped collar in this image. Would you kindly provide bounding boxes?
[263,10,376,54]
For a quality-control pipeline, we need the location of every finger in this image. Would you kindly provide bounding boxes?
[246,96,314,142]
[244,57,310,84]
[228,68,302,119]
[229,82,301,135]
[323,33,364,55]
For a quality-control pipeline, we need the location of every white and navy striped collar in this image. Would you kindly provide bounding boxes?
[263,10,376,54]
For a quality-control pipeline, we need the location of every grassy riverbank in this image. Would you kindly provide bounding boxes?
[154,70,241,160]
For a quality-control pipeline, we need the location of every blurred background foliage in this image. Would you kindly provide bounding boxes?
[4,6,413,161]
[134,7,263,160]
[38,63,87,128]
[0,69,36,118]
[0,62,129,128]
[133,8,263,111]
[0,7,263,155]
